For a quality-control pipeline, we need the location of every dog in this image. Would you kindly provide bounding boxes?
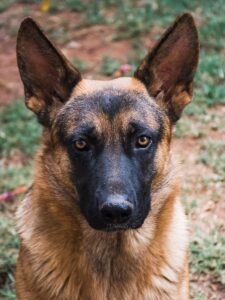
[15,13,199,300]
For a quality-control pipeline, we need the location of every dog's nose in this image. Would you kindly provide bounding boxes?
[100,195,133,224]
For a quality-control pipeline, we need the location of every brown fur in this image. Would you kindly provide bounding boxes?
[16,13,199,300]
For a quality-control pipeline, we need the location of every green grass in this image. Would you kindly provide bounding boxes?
[0,100,40,193]
[189,51,225,114]
[0,100,38,298]
[190,228,225,285]
[0,0,16,12]
[175,107,225,138]
[64,0,85,12]
[0,101,38,297]
[99,55,121,76]
[190,288,206,300]
[112,2,154,40]
[0,213,18,300]
[198,140,225,181]
[174,116,205,139]
[72,58,89,72]
[0,100,41,158]
[0,164,33,193]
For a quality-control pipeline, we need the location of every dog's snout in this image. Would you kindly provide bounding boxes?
[100,195,133,224]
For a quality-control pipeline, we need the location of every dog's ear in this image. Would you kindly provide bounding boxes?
[17,17,81,126]
[134,13,199,122]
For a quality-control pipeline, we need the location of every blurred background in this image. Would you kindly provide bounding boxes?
[0,1,224,299]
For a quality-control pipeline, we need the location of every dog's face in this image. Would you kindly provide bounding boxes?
[17,14,198,231]
[55,81,166,230]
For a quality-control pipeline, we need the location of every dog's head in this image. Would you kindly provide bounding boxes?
[17,14,198,231]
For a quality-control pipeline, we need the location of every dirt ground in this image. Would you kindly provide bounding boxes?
[0,3,224,300]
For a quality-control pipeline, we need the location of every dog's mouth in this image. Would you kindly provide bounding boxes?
[92,221,142,232]
[103,223,131,232]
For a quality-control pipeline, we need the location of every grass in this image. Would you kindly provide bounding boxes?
[0,0,16,12]
[0,212,18,299]
[190,51,225,113]
[72,58,89,72]
[174,116,205,139]
[0,100,40,194]
[198,140,225,181]
[0,100,41,158]
[0,164,33,193]
[0,100,38,298]
[175,107,225,138]
[191,288,206,300]
[99,55,121,76]
[190,228,225,285]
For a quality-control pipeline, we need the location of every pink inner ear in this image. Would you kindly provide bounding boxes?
[25,44,59,92]
[156,34,194,91]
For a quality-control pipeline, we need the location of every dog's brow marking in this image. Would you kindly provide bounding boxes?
[61,86,164,140]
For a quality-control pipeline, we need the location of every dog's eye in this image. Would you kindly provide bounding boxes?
[136,136,151,148]
[73,139,89,151]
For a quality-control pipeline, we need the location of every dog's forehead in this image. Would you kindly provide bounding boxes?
[71,77,148,97]
[57,77,164,135]
[67,77,157,116]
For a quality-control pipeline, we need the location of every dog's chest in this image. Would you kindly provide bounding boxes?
[42,249,184,300]
[54,270,183,300]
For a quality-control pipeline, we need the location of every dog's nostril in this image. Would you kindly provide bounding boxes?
[121,211,129,218]
[100,198,133,224]
[104,211,113,220]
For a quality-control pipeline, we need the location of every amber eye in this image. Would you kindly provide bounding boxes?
[136,136,151,148]
[73,139,89,151]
